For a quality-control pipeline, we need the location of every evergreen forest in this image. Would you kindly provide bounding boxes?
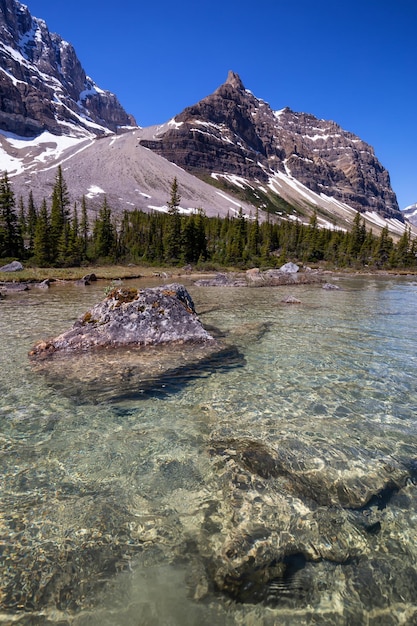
[1,169,416,271]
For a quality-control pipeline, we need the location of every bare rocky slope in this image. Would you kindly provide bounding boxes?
[8,130,259,220]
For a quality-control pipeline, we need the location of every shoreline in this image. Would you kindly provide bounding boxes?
[1,265,417,291]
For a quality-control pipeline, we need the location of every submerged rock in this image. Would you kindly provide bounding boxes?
[31,342,245,404]
[1,282,29,292]
[202,435,417,608]
[282,295,302,304]
[29,283,214,358]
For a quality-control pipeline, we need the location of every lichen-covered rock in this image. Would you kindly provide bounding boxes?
[29,283,214,358]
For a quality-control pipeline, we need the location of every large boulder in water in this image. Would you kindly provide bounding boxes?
[28,283,242,403]
[29,283,214,358]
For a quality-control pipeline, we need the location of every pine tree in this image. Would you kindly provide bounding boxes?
[227,207,246,264]
[165,178,182,262]
[181,214,197,263]
[33,199,50,266]
[27,191,38,255]
[347,211,366,263]
[57,221,70,266]
[18,196,26,246]
[0,172,22,258]
[247,208,260,259]
[66,204,82,265]
[373,226,393,268]
[93,197,115,260]
[79,196,89,260]
[167,177,181,214]
[50,166,70,262]
[195,208,208,262]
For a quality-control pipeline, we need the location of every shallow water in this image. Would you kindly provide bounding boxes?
[1,275,417,625]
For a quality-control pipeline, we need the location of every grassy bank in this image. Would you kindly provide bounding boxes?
[1,263,416,284]
[0,265,194,283]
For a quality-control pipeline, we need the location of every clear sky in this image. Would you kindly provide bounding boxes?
[25,0,417,209]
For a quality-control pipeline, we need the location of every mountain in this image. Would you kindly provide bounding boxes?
[0,0,136,137]
[0,2,412,237]
[139,71,401,224]
[402,204,417,227]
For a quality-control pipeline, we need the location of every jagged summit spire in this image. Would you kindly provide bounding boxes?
[224,70,245,90]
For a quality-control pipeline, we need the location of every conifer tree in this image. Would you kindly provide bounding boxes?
[195,208,208,262]
[165,177,182,262]
[373,226,393,267]
[247,208,260,259]
[93,197,115,260]
[67,204,82,265]
[33,199,50,266]
[0,172,22,258]
[18,196,26,245]
[393,227,413,267]
[27,191,38,255]
[79,196,89,260]
[50,166,70,262]
[181,214,197,263]
[260,212,273,263]
[57,221,71,266]
[347,211,366,262]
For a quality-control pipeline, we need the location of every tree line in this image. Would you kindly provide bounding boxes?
[0,169,416,270]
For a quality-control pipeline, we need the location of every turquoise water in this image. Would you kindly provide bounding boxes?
[1,275,417,625]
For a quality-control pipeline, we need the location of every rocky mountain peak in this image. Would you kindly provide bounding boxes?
[140,73,401,221]
[0,0,136,137]
[224,70,245,91]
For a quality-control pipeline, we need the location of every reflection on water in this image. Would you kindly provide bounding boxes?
[1,275,417,624]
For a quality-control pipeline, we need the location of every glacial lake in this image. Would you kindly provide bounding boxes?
[1,274,417,625]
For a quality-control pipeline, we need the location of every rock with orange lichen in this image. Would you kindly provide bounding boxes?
[29,283,214,358]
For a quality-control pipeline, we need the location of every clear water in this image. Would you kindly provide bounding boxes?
[1,275,417,625]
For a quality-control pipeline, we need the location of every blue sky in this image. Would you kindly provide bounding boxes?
[26,0,417,209]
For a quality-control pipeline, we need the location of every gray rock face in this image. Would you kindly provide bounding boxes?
[0,260,23,271]
[140,71,401,220]
[279,262,299,274]
[29,283,214,357]
[0,0,136,137]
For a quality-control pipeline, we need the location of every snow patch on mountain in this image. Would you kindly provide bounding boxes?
[0,129,88,175]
